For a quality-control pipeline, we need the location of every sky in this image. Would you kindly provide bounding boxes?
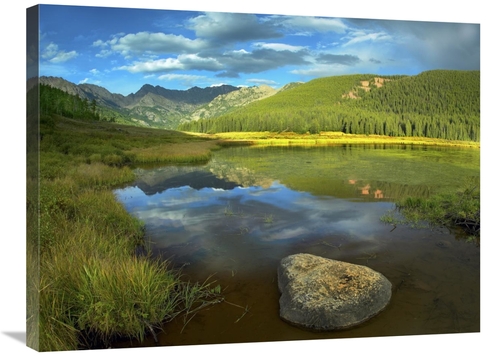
[35,4,480,95]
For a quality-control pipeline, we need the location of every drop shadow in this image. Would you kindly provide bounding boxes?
[3,331,26,345]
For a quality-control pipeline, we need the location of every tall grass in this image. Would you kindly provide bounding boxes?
[127,140,218,164]
[29,116,222,351]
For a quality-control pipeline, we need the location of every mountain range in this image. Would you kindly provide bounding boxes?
[38,70,480,142]
[39,76,290,128]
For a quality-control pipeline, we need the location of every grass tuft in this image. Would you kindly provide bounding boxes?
[29,115,223,351]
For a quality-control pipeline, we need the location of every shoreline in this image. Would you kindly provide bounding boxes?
[204,131,480,149]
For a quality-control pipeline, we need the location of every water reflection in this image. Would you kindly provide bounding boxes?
[209,145,479,200]
[132,167,241,195]
[113,145,480,346]
[115,144,479,257]
[116,180,392,247]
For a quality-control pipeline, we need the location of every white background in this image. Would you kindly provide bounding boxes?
[2,1,496,355]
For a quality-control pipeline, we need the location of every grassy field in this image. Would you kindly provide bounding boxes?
[191,131,480,148]
[28,116,479,350]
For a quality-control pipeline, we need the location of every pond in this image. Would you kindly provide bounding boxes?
[113,144,480,347]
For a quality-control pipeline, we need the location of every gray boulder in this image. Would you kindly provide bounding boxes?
[277,253,392,330]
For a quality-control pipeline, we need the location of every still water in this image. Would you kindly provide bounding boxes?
[113,144,480,347]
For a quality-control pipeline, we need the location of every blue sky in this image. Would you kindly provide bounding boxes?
[36,4,480,95]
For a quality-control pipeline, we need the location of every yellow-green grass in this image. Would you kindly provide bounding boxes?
[127,140,220,164]
[28,116,222,351]
[30,174,221,351]
[41,116,217,167]
[189,131,480,149]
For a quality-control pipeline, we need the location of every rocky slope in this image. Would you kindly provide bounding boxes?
[187,85,278,122]
[39,76,240,128]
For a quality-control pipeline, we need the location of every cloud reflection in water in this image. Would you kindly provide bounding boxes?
[114,180,392,249]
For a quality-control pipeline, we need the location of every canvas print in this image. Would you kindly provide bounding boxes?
[26,3,480,352]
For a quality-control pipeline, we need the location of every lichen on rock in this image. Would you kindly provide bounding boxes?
[277,253,392,330]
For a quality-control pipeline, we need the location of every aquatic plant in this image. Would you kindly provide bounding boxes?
[381,177,480,242]
[263,214,274,224]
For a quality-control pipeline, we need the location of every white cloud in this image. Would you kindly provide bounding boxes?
[157,73,210,87]
[291,63,353,77]
[254,42,307,52]
[78,77,101,86]
[101,32,209,57]
[42,42,78,63]
[96,49,113,58]
[92,39,107,48]
[283,16,348,33]
[41,42,58,59]
[341,31,393,47]
[158,73,206,81]
[179,53,223,70]
[117,58,183,73]
[117,54,223,74]
[226,49,250,55]
[49,50,78,63]
[187,12,281,42]
[247,78,279,86]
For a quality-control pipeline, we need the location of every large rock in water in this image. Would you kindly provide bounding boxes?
[277,253,392,331]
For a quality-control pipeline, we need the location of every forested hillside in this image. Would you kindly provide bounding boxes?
[39,84,132,123]
[178,70,480,142]
[40,84,101,121]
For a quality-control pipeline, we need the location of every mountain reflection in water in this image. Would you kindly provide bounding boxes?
[113,145,479,347]
[116,180,391,249]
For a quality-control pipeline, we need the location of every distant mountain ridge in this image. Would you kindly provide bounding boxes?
[40,76,133,109]
[39,76,242,127]
[128,83,240,105]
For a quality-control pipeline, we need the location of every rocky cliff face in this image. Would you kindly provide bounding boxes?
[188,85,278,121]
